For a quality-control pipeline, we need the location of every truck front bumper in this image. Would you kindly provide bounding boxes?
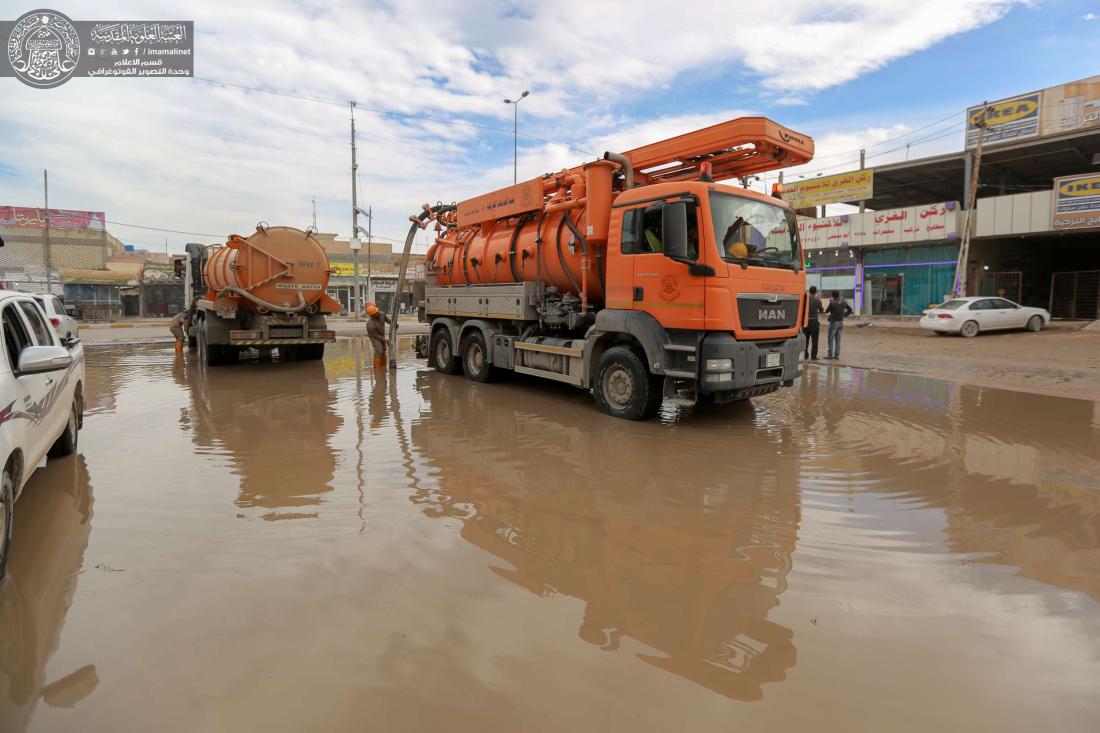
[696,332,804,397]
[229,338,335,346]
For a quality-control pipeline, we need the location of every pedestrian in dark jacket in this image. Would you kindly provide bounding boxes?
[824,290,853,360]
[803,285,822,360]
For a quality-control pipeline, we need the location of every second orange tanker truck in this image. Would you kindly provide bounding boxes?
[410,117,813,420]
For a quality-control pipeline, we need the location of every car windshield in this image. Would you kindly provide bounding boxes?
[936,300,968,310]
[709,192,800,270]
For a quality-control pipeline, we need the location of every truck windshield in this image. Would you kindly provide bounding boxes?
[709,192,800,270]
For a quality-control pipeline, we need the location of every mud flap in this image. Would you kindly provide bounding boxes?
[663,376,698,408]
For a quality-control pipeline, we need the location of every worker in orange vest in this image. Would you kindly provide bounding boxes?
[365,304,391,367]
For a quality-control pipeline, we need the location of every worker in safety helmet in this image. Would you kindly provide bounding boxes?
[169,310,190,353]
[365,304,392,367]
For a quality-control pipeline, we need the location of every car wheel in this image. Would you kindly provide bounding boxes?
[48,399,80,458]
[1027,315,1043,332]
[592,346,663,420]
[0,468,13,582]
[461,331,495,383]
[429,328,461,375]
[960,320,980,338]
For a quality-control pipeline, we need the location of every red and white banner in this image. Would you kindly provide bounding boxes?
[0,206,106,231]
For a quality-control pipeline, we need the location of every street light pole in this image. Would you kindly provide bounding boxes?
[503,90,529,184]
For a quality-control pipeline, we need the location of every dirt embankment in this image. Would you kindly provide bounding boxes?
[817,323,1100,401]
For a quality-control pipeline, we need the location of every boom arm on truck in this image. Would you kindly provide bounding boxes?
[398,117,815,420]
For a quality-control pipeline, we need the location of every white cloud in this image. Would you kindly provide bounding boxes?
[1083,12,1098,21]
[0,0,1019,251]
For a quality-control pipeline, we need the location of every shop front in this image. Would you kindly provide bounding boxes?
[862,243,959,316]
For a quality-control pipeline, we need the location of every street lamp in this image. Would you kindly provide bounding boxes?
[503,89,529,184]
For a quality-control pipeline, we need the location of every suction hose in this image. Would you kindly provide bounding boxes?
[391,203,457,368]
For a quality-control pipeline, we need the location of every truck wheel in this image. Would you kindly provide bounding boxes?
[430,329,460,375]
[461,331,495,383]
[593,346,663,420]
[0,468,12,582]
[48,399,80,458]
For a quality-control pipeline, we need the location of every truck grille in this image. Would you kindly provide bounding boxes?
[269,327,304,338]
[737,295,799,330]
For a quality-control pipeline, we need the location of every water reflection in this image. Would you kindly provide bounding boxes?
[407,373,801,701]
[0,455,95,732]
[179,356,342,521]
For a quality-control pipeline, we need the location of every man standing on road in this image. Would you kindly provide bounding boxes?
[824,290,853,360]
[365,304,392,368]
[169,311,190,353]
[803,285,823,361]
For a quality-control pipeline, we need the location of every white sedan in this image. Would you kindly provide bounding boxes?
[920,297,1050,338]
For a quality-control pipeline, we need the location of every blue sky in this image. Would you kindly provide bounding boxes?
[1,0,1098,252]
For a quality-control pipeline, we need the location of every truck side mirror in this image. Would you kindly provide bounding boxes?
[661,202,690,261]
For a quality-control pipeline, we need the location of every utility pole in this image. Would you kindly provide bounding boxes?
[312,194,317,230]
[350,101,361,318]
[858,148,867,214]
[954,105,989,297]
[42,170,53,294]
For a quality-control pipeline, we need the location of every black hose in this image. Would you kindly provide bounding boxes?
[534,211,546,302]
[563,212,605,294]
[508,218,524,282]
[555,214,582,295]
[390,204,456,367]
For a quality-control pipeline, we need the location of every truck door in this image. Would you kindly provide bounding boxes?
[621,199,706,330]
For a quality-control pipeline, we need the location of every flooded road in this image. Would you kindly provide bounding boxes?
[2,340,1099,732]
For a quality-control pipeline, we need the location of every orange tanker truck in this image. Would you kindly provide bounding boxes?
[408,116,814,419]
[183,225,341,366]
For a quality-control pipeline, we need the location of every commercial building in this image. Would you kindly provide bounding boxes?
[796,75,1100,318]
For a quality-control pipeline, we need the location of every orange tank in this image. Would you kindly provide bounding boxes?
[203,225,338,313]
[427,161,616,303]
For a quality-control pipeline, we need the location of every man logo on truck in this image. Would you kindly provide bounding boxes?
[758,307,786,320]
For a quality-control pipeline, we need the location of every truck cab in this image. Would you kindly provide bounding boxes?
[602,181,805,404]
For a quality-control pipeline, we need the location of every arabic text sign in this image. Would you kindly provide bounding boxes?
[0,206,105,231]
[1,10,192,88]
[782,169,873,209]
[457,178,544,227]
[1051,173,1100,231]
[798,202,958,250]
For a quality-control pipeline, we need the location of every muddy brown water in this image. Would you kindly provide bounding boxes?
[1,340,1098,731]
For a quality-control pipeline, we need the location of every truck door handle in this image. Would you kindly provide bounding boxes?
[633,286,644,302]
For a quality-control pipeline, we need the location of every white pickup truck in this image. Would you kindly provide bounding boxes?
[0,291,85,581]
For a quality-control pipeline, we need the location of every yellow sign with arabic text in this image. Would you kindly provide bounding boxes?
[781,169,874,209]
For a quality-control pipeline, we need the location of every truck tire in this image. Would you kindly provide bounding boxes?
[48,398,80,458]
[592,346,663,420]
[461,331,495,383]
[0,468,11,582]
[430,329,461,375]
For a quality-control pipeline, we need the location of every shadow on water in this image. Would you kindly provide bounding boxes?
[0,455,96,732]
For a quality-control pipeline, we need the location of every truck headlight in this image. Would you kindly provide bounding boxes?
[705,358,733,371]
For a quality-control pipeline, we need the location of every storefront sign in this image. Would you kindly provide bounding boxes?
[0,206,105,230]
[1051,173,1100,231]
[781,169,873,208]
[798,202,959,250]
[966,75,1100,148]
